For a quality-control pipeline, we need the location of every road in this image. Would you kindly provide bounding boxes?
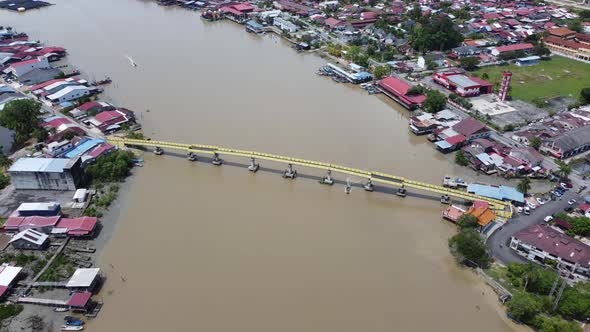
[487,189,583,265]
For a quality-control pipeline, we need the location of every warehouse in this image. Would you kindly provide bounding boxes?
[8,157,82,190]
[542,126,590,159]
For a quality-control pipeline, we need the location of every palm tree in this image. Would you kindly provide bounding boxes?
[556,160,572,180]
[517,177,531,195]
[0,148,11,169]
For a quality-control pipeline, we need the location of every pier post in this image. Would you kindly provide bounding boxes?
[187,152,198,161]
[212,152,223,166]
[363,178,374,192]
[345,179,352,194]
[248,157,260,172]
[283,163,297,179]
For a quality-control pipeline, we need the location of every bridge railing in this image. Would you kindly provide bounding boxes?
[109,137,513,218]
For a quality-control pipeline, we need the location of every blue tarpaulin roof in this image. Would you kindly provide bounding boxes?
[435,140,452,150]
[64,138,105,158]
[467,183,524,203]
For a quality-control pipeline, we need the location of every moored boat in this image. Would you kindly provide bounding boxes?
[61,325,83,331]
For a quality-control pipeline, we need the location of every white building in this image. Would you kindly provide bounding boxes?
[46,86,91,103]
[273,16,298,33]
[6,57,50,78]
[45,140,73,156]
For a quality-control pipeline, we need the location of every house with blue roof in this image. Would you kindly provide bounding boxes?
[467,183,524,205]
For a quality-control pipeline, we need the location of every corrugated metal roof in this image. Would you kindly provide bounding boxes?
[8,158,70,173]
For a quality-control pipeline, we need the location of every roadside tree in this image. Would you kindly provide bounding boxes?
[529,137,542,150]
[517,177,531,195]
[448,228,490,267]
[458,57,479,71]
[0,99,43,146]
[423,90,447,113]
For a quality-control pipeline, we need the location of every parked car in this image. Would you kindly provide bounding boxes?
[516,206,523,213]
[544,216,554,222]
[568,199,577,205]
[527,202,537,209]
[561,183,569,190]
[524,207,531,215]
[553,190,563,197]
[564,206,574,212]
[536,197,546,205]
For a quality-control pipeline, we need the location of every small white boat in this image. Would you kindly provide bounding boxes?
[54,307,68,312]
[61,326,84,331]
[125,54,138,67]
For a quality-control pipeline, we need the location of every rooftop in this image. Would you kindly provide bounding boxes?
[9,229,48,246]
[66,268,100,288]
[514,224,590,267]
[8,158,71,173]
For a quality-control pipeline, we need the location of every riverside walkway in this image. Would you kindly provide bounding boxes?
[108,137,513,219]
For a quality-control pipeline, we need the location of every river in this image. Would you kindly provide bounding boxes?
[1,1,526,331]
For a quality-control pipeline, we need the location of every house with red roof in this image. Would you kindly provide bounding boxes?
[68,292,93,311]
[491,43,534,56]
[452,117,490,141]
[377,76,426,110]
[432,71,492,97]
[5,57,50,78]
[87,109,133,132]
[53,217,98,237]
[4,216,61,233]
[324,17,345,30]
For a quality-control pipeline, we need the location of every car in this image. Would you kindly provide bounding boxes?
[544,216,554,222]
[536,197,546,205]
[568,199,577,205]
[524,207,531,215]
[561,183,569,190]
[516,206,523,213]
[564,206,574,212]
[527,202,537,209]
[554,190,563,197]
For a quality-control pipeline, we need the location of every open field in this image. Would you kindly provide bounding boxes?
[474,56,590,104]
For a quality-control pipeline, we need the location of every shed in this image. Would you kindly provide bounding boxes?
[66,268,100,291]
[9,229,49,250]
[73,189,88,203]
[67,291,92,310]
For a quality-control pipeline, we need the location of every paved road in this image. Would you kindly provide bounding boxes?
[487,189,582,265]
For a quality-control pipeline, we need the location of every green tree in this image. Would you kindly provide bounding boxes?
[455,150,469,166]
[529,137,542,150]
[0,148,11,169]
[517,177,531,195]
[448,228,490,267]
[0,99,43,145]
[372,65,389,79]
[457,214,478,229]
[422,90,447,113]
[458,57,480,71]
[580,87,590,105]
[410,17,463,52]
[556,160,572,180]
[85,150,135,184]
[534,40,551,57]
[481,72,489,80]
[507,291,542,323]
[556,287,590,320]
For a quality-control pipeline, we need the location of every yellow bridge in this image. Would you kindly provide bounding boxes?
[108,137,513,219]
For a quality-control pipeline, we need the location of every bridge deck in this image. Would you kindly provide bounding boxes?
[108,138,513,218]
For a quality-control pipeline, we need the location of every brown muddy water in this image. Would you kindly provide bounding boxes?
[1,1,528,331]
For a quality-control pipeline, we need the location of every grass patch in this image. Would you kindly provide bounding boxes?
[485,264,518,294]
[0,304,23,324]
[474,56,590,103]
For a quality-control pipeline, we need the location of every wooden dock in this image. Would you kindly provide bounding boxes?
[17,297,67,307]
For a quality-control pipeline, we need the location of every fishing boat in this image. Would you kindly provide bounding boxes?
[61,326,83,331]
[64,318,85,326]
[54,307,69,312]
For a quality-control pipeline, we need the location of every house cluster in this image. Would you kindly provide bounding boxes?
[422,115,547,177]
[4,201,98,250]
[442,200,501,235]
[511,107,590,160]
[448,2,590,63]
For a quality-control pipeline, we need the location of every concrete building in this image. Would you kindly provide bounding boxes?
[273,16,299,33]
[8,157,82,191]
[432,71,492,97]
[510,224,590,282]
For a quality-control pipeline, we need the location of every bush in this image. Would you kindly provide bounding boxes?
[0,173,9,190]
[83,206,103,218]
[85,150,135,184]
[507,291,542,323]
[0,304,23,323]
[455,150,469,166]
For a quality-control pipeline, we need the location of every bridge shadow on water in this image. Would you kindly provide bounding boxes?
[156,151,450,206]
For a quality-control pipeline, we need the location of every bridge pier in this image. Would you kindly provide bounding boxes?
[212,152,223,166]
[319,169,334,185]
[153,147,163,155]
[441,194,451,204]
[187,152,198,161]
[345,179,352,194]
[396,185,407,197]
[283,163,297,179]
[363,178,374,192]
[248,157,260,172]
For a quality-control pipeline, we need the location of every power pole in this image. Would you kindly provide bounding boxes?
[553,279,567,311]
